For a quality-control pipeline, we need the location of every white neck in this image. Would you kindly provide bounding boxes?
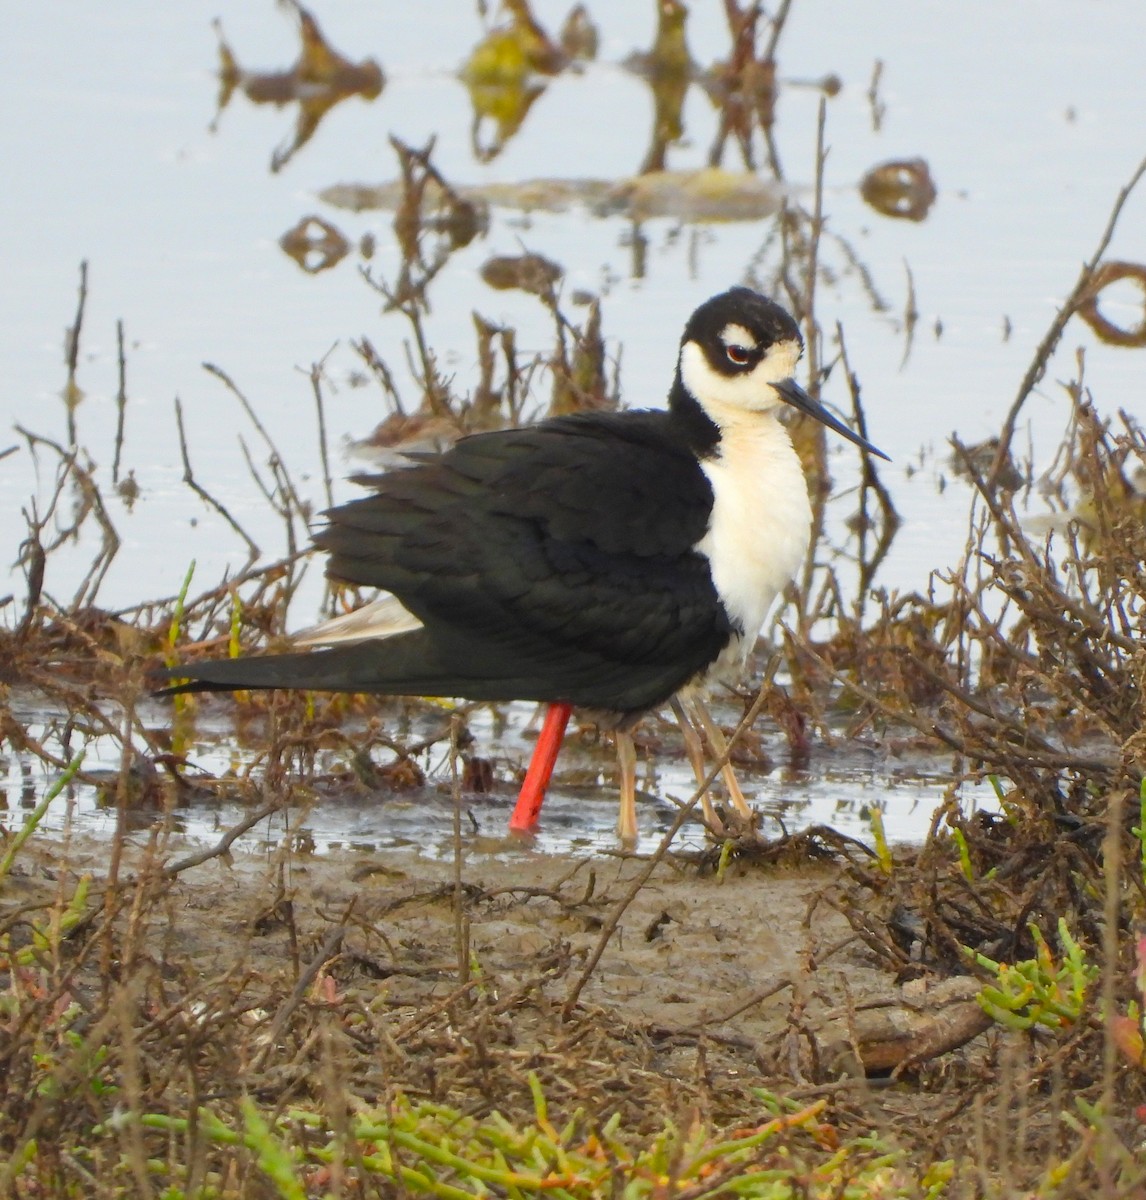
[695,408,811,669]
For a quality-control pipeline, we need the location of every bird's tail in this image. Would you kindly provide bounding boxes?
[160,637,436,697]
[160,633,683,710]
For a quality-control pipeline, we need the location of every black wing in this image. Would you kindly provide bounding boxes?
[314,411,734,709]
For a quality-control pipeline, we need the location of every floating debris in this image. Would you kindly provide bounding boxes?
[860,158,937,222]
[619,166,782,221]
[279,214,351,274]
[1076,259,1146,347]
[480,252,564,296]
[321,167,783,223]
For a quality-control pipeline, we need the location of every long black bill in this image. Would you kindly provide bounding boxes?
[773,378,890,461]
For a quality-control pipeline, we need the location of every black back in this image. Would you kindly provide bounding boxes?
[315,408,736,710]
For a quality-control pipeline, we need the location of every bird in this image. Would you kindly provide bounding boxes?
[164,287,888,839]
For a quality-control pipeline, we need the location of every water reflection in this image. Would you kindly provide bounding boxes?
[698,0,781,172]
[461,0,597,162]
[624,0,691,173]
[212,2,384,173]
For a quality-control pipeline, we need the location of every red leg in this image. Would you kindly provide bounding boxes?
[509,702,572,833]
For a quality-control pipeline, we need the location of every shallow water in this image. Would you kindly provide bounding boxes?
[2,1,1144,852]
[3,686,993,859]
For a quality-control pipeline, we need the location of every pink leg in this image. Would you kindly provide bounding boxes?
[615,729,638,842]
[509,702,573,833]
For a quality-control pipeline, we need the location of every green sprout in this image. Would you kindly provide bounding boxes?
[164,558,197,717]
[715,837,734,883]
[0,750,86,887]
[867,803,893,875]
[228,587,243,659]
[1133,776,1146,889]
[966,918,1097,1032]
[164,558,196,662]
[103,1077,936,1199]
[951,826,974,882]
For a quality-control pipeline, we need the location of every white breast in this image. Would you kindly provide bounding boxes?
[695,411,811,674]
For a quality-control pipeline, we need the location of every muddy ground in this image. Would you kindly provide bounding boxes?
[6,809,1056,1186]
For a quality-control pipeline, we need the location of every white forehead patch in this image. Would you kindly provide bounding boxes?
[719,323,756,350]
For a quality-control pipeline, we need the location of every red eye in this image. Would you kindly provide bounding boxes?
[725,344,751,365]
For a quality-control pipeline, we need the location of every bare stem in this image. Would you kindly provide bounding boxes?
[174,396,260,566]
[112,319,128,485]
[990,153,1146,487]
[64,260,88,448]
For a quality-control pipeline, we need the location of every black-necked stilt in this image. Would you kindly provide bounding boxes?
[165,287,887,838]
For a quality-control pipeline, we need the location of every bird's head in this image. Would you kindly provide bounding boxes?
[678,287,889,460]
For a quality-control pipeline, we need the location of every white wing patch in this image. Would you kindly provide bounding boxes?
[292,594,423,647]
